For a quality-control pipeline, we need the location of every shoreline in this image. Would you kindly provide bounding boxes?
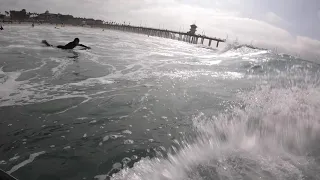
[1,21,101,30]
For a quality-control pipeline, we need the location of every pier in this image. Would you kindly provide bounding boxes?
[103,23,226,48]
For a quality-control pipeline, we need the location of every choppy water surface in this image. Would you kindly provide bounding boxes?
[1,25,320,180]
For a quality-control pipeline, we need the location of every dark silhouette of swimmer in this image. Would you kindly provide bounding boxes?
[42,38,91,50]
[0,25,3,30]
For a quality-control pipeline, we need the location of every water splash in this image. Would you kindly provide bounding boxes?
[111,73,320,180]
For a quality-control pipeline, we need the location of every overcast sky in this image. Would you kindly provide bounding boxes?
[1,0,320,60]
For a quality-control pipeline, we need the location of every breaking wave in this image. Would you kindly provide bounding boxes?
[110,71,320,180]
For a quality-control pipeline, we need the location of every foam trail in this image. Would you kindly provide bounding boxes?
[7,151,46,174]
[0,70,22,100]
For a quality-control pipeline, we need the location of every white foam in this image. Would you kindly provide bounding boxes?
[51,57,73,78]
[124,139,134,144]
[113,162,122,169]
[63,146,71,150]
[0,160,7,165]
[89,120,97,124]
[119,115,128,119]
[9,154,20,161]
[110,134,124,139]
[7,151,45,174]
[244,50,268,57]
[122,130,132,134]
[103,135,109,141]
[6,45,26,48]
[94,175,107,180]
[131,155,138,160]
[201,60,222,65]
[122,157,131,165]
[69,77,114,87]
[154,70,244,80]
[0,70,22,102]
[0,73,91,107]
[112,81,320,180]
[77,117,89,120]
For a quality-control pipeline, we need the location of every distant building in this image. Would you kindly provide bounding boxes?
[59,14,74,23]
[187,24,197,35]
[10,9,29,20]
[37,11,56,21]
[95,20,103,25]
[36,11,75,24]
[2,8,104,26]
[85,18,95,25]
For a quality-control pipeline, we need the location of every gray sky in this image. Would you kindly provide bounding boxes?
[1,0,320,60]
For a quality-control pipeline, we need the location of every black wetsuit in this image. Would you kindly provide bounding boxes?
[0,26,3,30]
[57,41,78,49]
[42,40,90,50]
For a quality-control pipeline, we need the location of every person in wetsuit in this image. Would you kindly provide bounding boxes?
[0,25,3,30]
[42,38,91,50]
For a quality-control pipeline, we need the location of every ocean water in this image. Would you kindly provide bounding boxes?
[0,25,320,180]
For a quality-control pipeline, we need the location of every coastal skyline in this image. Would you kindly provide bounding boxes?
[1,0,320,60]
